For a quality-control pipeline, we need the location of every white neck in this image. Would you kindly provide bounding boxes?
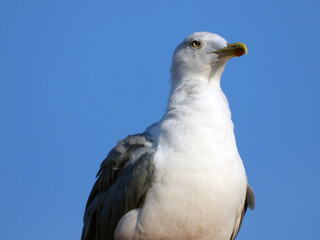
[158,73,235,148]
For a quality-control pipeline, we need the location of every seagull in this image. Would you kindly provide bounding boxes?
[82,32,255,240]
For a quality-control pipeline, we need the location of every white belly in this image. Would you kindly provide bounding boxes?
[135,143,247,240]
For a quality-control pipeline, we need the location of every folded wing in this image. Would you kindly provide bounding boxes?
[81,133,155,240]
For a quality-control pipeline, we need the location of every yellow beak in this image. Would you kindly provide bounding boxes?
[213,42,248,57]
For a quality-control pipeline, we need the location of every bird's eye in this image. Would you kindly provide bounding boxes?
[191,40,201,48]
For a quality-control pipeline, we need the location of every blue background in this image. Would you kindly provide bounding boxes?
[1,1,319,239]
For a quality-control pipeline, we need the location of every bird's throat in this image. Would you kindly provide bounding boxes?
[163,81,234,143]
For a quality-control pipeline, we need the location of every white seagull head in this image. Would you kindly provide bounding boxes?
[171,32,247,82]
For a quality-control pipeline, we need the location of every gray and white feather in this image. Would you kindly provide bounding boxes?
[82,32,255,240]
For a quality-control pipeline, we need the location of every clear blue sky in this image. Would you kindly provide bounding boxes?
[1,1,319,239]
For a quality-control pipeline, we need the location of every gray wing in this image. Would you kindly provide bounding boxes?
[229,184,255,240]
[81,133,155,240]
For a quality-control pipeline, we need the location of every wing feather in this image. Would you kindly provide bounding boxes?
[229,184,255,240]
[81,133,154,240]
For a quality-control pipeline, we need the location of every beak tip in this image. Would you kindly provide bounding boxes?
[234,48,247,57]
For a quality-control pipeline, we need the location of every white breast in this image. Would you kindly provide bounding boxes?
[144,86,246,239]
[115,84,248,240]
